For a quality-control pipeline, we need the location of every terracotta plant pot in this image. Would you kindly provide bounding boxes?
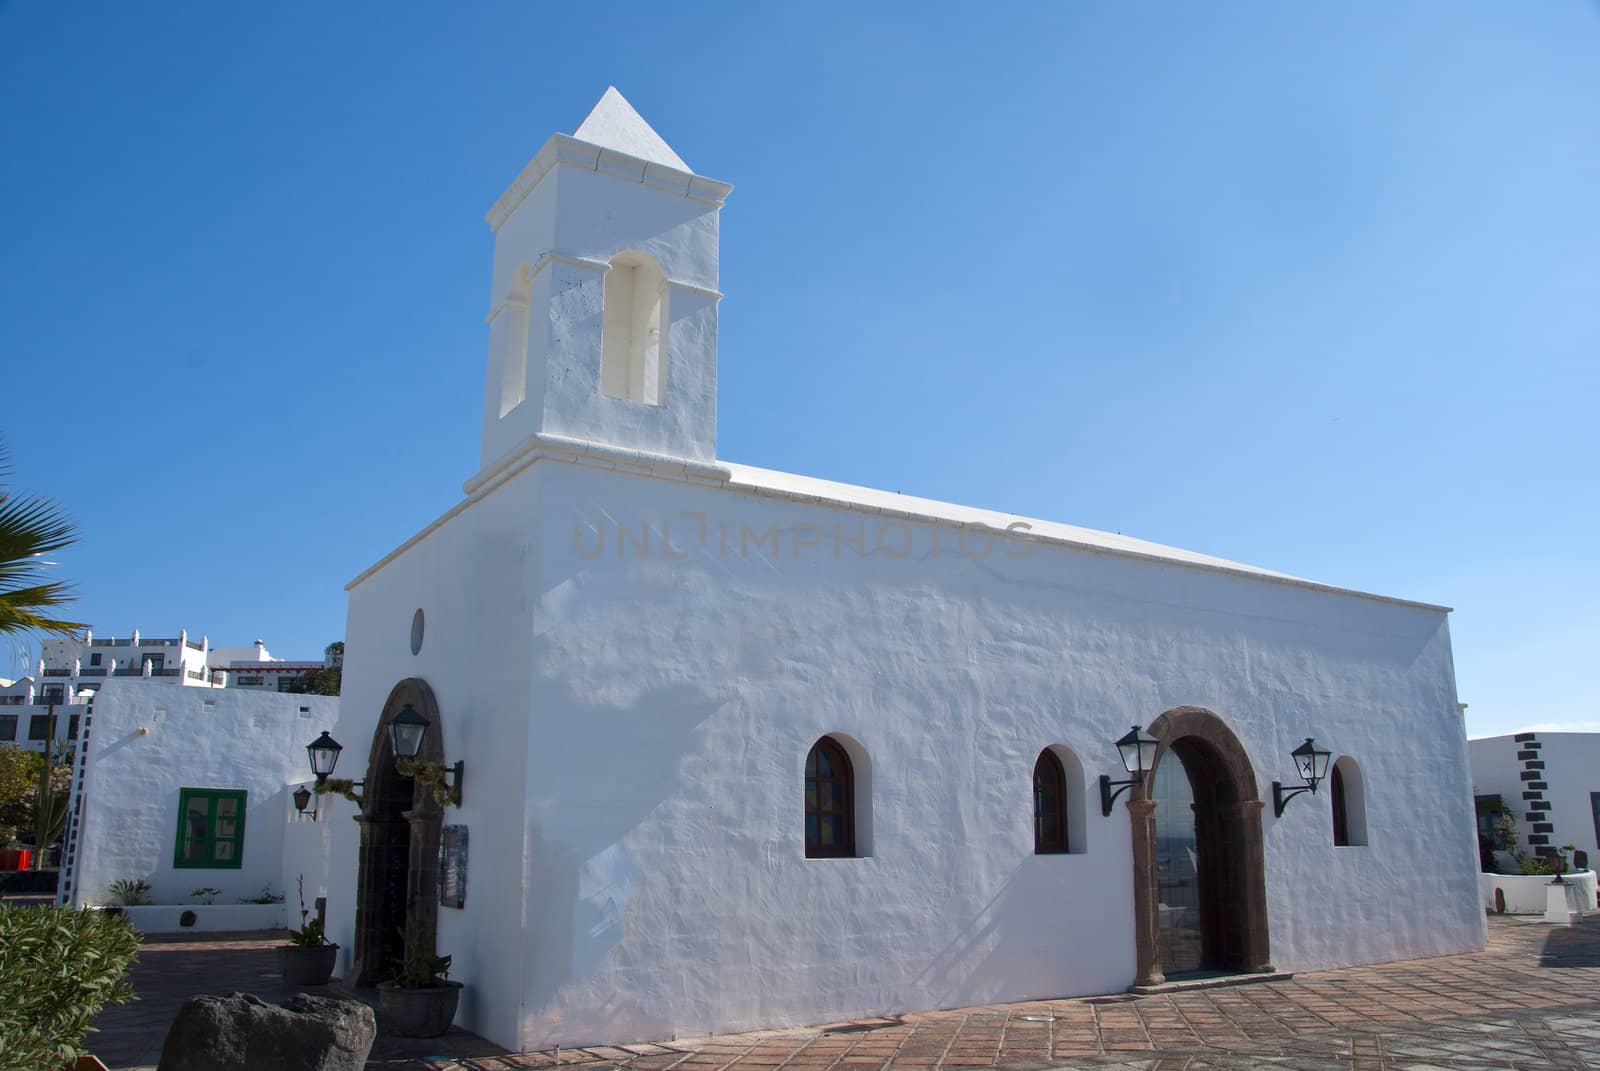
[278,943,339,986]
[377,979,462,1037]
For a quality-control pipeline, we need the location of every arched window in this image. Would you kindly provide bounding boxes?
[1034,749,1068,854]
[805,737,855,858]
[1330,764,1348,846]
[601,251,668,406]
[1331,755,1368,847]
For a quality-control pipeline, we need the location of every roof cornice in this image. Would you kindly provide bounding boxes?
[347,437,1452,615]
[345,434,732,591]
[485,134,733,232]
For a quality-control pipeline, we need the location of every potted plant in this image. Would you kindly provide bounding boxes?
[105,870,152,915]
[278,876,338,986]
[377,919,461,1037]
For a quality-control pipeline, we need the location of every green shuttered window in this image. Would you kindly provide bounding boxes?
[173,788,247,869]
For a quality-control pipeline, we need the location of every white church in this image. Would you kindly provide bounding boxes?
[322,88,1485,1050]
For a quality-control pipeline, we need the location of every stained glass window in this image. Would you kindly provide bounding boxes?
[805,738,854,858]
[1033,750,1067,854]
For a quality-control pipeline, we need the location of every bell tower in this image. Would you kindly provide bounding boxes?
[477,88,731,475]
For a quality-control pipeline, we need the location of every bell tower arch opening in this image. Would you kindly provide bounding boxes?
[601,250,669,406]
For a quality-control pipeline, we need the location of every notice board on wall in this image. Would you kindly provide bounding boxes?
[439,825,467,909]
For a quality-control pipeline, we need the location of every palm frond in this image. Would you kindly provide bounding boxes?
[0,603,87,637]
[0,493,78,561]
[0,435,84,640]
[0,602,86,638]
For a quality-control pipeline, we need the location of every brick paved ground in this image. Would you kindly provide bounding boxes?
[90,931,282,1068]
[88,931,501,1069]
[95,915,1600,1070]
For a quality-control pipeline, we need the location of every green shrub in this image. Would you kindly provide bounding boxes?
[286,875,330,948]
[237,883,283,904]
[394,918,451,988]
[1515,845,1577,876]
[107,878,152,906]
[0,906,140,1070]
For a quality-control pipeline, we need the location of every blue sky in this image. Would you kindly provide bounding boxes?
[1,3,1596,738]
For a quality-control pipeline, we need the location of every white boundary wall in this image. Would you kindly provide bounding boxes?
[118,903,288,934]
[1480,871,1598,914]
[65,680,338,912]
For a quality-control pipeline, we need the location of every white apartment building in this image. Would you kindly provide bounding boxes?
[0,630,328,752]
[213,640,330,692]
[40,628,215,689]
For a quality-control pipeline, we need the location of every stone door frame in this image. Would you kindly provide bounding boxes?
[350,677,446,986]
[1128,705,1272,987]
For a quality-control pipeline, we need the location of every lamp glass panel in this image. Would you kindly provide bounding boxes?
[1291,739,1332,787]
[307,735,342,776]
[1116,727,1160,774]
[1116,729,1142,774]
[1311,746,1332,783]
[1135,732,1160,773]
[389,722,426,759]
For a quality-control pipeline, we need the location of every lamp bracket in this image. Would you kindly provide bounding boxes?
[1271,779,1318,818]
[1100,773,1144,817]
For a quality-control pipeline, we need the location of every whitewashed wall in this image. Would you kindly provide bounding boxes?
[1471,732,1600,863]
[1471,735,1529,855]
[1532,735,1600,860]
[339,454,1482,1052]
[331,469,539,1047]
[67,680,338,909]
[282,808,333,926]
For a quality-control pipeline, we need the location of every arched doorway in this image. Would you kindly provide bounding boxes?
[350,679,446,986]
[1128,707,1271,986]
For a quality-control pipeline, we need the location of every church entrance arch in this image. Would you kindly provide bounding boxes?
[350,678,446,986]
[1127,706,1271,986]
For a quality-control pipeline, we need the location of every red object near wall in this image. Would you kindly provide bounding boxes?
[0,848,31,870]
